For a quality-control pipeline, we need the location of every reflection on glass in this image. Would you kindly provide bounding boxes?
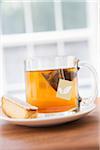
[31,1,55,32]
[62,1,87,29]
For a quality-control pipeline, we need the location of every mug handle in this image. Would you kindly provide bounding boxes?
[78,61,98,105]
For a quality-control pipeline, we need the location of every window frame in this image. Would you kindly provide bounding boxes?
[0,0,98,93]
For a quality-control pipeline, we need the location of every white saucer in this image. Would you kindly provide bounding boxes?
[0,100,96,127]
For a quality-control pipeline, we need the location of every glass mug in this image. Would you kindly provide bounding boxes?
[25,56,97,113]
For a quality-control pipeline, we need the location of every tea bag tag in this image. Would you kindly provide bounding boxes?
[56,79,73,100]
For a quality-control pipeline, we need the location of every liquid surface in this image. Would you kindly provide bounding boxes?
[25,68,78,113]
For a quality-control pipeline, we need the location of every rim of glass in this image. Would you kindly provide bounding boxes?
[24,55,79,71]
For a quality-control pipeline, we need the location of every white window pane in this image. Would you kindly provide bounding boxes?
[1,1,25,34]
[64,41,89,60]
[34,43,57,56]
[31,1,55,32]
[4,46,27,85]
[62,1,87,29]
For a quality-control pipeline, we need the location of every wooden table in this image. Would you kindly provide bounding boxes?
[0,98,100,150]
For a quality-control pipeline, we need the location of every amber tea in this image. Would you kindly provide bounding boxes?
[25,67,78,113]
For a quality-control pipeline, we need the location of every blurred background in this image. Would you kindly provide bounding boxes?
[0,0,98,99]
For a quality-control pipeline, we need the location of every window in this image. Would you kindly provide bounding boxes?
[0,1,98,98]
[31,1,55,32]
[1,1,25,34]
[62,1,87,29]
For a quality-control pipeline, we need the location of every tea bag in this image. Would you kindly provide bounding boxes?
[42,56,79,91]
[63,68,77,81]
[42,68,76,91]
[42,70,61,91]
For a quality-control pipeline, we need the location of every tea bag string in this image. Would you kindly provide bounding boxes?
[59,69,65,80]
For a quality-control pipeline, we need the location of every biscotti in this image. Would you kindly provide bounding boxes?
[1,95,38,119]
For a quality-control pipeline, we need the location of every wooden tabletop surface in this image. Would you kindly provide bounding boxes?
[0,98,100,150]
